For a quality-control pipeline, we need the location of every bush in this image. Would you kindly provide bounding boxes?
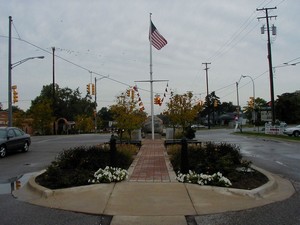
[36,144,137,189]
[168,142,254,187]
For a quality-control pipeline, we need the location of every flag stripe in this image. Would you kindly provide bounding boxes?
[149,21,167,50]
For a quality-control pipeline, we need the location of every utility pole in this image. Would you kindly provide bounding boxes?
[257,7,277,125]
[202,62,211,129]
[8,16,12,127]
[94,76,108,133]
[52,47,56,135]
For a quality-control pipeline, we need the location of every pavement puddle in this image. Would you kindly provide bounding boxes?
[0,172,39,195]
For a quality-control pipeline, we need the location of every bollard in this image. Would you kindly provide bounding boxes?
[110,135,117,167]
[181,137,189,174]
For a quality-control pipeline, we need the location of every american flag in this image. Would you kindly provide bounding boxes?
[149,21,167,50]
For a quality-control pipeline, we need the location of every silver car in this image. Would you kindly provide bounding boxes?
[283,125,300,137]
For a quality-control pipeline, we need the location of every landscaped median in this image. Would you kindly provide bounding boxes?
[12,138,296,217]
[13,165,295,216]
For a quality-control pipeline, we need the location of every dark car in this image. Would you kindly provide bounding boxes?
[0,127,31,158]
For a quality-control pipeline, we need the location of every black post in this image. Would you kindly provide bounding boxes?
[110,135,117,166]
[181,138,189,174]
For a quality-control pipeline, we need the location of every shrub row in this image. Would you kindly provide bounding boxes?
[167,142,264,187]
[36,144,137,189]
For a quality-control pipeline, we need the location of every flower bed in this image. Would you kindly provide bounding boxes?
[176,170,232,187]
[88,166,128,183]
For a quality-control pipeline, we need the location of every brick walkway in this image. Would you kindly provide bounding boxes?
[129,139,175,182]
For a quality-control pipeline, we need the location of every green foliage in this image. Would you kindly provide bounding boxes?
[110,90,147,140]
[168,142,251,184]
[30,84,95,122]
[29,99,53,134]
[75,115,94,133]
[36,144,137,189]
[98,107,113,129]
[164,91,202,136]
[276,91,300,124]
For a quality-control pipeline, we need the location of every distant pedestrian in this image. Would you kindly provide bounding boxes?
[234,115,239,132]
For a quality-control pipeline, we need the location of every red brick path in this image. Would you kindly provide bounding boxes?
[129,139,173,182]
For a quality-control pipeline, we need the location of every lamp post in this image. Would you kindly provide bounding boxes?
[242,75,256,127]
[8,56,44,127]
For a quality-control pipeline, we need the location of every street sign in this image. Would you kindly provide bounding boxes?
[261,110,272,122]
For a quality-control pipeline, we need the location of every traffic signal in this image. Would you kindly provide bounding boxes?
[154,96,162,106]
[12,85,18,103]
[91,84,95,95]
[86,84,91,94]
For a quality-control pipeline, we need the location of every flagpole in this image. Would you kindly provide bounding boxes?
[149,13,155,140]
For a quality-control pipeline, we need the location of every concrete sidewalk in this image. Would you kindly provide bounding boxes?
[13,139,295,225]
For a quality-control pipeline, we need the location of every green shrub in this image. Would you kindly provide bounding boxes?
[36,144,137,189]
[168,142,251,179]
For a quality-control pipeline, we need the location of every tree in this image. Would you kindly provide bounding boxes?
[29,84,96,134]
[163,91,202,136]
[110,90,147,140]
[243,97,267,125]
[13,107,26,129]
[75,115,94,133]
[29,99,53,135]
[219,102,237,114]
[201,91,220,126]
[98,107,113,130]
[275,91,300,124]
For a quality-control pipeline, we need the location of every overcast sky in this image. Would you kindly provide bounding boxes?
[1,0,299,115]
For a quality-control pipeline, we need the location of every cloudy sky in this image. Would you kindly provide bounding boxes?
[1,0,299,115]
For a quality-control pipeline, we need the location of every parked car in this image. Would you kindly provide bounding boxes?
[0,127,31,158]
[283,125,300,137]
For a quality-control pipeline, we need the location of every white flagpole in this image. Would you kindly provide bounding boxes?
[149,13,155,140]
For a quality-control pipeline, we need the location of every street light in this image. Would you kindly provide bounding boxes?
[8,56,45,127]
[11,56,44,68]
[242,75,256,128]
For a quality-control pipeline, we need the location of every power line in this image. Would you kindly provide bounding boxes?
[206,0,272,62]
[15,37,153,93]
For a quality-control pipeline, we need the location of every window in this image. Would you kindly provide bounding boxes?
[7,129,15,138]
[14,128,23,137]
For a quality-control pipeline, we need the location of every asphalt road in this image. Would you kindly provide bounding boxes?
[0,133,111,181]
[192,129,300,225]
[0,131,299,225]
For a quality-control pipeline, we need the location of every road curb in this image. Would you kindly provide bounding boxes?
[27,171,54,198]
[27,165,278,200]
[224,166,277,198]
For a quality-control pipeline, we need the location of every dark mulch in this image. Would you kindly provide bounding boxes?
[230,170,269,190]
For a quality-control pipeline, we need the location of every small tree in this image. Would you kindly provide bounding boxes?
[29,100,53,134]
[75,115,94,133]
[110,90,147,140]
[164,91,202,137]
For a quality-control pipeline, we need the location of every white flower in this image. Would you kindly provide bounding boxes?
[89,167,128,183]
[176,170,232,187]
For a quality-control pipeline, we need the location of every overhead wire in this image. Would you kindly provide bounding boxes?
[10,37,155,95]
[206,0,272,62]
